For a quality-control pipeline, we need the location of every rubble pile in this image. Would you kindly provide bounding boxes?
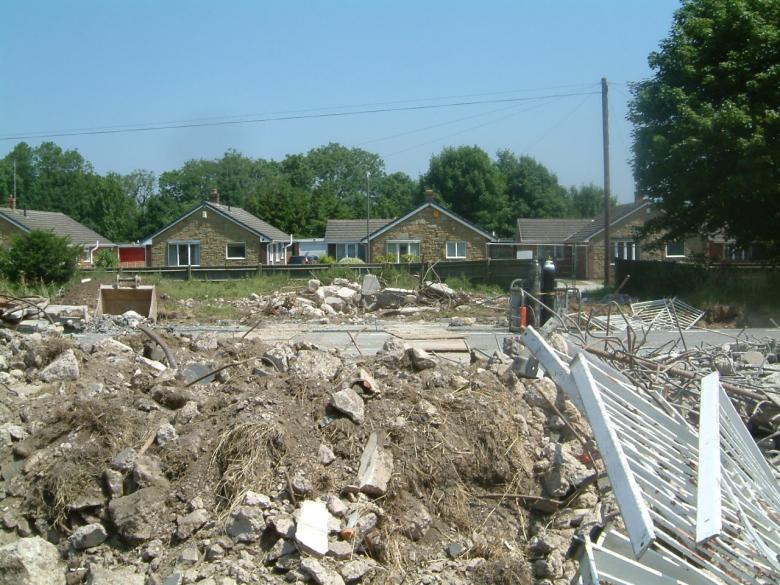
[224,277,469,324]
[0,326,607,585]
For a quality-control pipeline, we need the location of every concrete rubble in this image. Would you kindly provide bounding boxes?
[1,277,778,585]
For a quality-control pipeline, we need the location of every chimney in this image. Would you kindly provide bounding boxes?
[6,196,15,210]
[209,188,220,204]
[424,188,435,203]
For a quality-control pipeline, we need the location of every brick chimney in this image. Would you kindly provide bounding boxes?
[209,188,220,204]
[424,188,435,203]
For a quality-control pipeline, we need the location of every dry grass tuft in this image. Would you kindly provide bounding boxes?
[210,421,287,512]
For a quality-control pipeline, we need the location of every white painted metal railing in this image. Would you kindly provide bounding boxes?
[522,327,780,585]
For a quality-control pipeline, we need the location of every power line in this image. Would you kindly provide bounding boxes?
[384,98,561,158]
[2,82,601,138]
[0,90,600,141]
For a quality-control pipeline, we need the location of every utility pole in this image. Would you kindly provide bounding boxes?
[13,159,17,202]
[602,77,611,287]
[366,171,371,263]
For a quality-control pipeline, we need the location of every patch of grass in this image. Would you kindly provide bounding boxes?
[444,274,504,295]
[378,266,419,289]
[317,265,358,285]
[150,273,296,302]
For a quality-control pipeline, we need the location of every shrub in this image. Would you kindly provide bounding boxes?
[401,253,420,263]
[94,248,119,269]
[1,230,80,285]
[374,254,396,264]
[319,255,336,265]
[338,257,365,265]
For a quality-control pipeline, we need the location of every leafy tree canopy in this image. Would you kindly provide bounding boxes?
[629,0,780,255]
[1,140,609,243]
[0,230,79,284]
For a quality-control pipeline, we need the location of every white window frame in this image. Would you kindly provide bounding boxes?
[613,240,638,261]
[665,241,685,258]
[267,242,286,265]
[225,241,247,260]
[386,240,421,263]
[335,243,359,260]
[445,240,467,259]
[167,240,201,267]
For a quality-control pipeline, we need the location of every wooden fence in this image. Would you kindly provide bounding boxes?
[85,259,538,289]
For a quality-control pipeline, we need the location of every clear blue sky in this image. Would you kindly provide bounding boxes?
[1,0,680,202]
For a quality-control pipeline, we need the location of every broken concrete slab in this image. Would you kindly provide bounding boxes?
[357,432,394,496]
[0,536,65,585]
[329,387,365,424]
[108,486,166,543]
[69,523,108,550]
[300,558,346,585]
[39,349,79,382]
[295,500,330,556]
[226,506,266,542]
[406,346,436,371]
[289,350,342,381]
[361,274,380,296]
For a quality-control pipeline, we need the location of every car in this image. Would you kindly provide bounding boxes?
[289,255,318,265]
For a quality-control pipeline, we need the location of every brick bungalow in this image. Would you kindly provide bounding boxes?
[366,192,495,262]
[515,199,710,279]
[0,198,115,266]
[141,190,291,267]
[324,219,393,261]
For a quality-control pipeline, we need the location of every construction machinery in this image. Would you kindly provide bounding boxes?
[95,275,158,321]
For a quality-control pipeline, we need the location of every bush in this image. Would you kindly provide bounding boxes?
[401,253,420,263]
[94,248,119,269]
[1,230,80,285]
[338,257,365,265]
[374,254,396,264]
[319,265,357,284]
[318,255,336,265]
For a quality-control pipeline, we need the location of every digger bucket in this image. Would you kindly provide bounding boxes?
[95,284,158,322]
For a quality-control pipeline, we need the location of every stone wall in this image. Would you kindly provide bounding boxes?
[588,209,663,280]
[0,219,24,248]
[149,208,264,266]
[369,206,490,262]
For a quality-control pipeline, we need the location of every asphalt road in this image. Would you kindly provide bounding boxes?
[170,320,780,359]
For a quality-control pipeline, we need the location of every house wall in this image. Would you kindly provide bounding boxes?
[588,209,662,280]
[149,209,264,267]
[0,219,24,247]
[369,207,490,262]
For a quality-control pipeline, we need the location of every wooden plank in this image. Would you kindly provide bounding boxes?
[570,354,656,557]
[697,371,722,544]
[407,339,469,352]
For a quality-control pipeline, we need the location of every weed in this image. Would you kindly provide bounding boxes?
[444,274,504,295]
[210,421,287,512]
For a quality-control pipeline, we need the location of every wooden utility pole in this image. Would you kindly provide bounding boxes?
[602,77,611,286]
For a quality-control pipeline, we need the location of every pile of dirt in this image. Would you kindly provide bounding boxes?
[0,326,603,584]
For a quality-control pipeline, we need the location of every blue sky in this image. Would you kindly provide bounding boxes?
[1,0,680,202]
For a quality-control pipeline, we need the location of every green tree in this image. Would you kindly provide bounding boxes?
[1,230,79,284]
[629,0,780,254]
[422,146,509,234]
[495,150,571,220]
[567,183,616,218]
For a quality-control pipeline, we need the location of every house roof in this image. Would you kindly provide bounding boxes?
[0,207,115,247]
[210,203,290,241]
[361,202,495,242]
[143,201,290,244]
[567,200,650,243]
[324,219,393,242]
[516,218,592,244]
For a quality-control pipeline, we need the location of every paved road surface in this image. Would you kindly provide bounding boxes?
[170,320,780,359]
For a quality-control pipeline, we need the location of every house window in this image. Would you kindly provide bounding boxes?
[386,241,421,262]
[446,241,467,259]
[726,244,751,261]
[665,241,685,258]
[267,242,286,265]
[335,243,359,260]
[167,241,200,266]
[613,240,638,261]
[538,245,565,260]
[226,242,246,260]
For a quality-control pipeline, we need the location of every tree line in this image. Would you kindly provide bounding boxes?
[0,141,609,243]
